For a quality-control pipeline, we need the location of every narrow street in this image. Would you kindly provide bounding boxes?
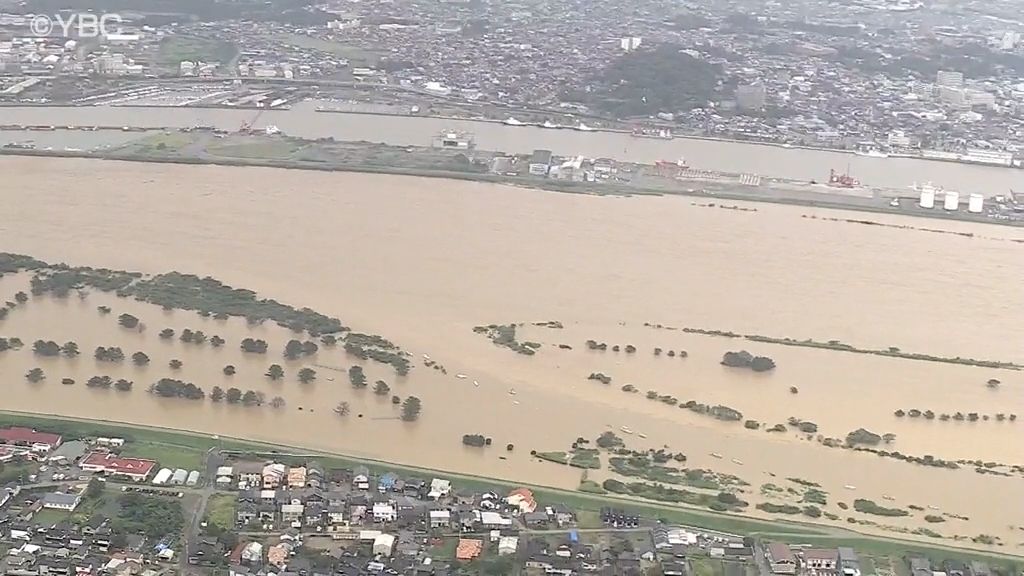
[180,447,222,575]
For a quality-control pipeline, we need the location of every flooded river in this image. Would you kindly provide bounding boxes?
[2,102,1024,194]
[0,156,1022,550]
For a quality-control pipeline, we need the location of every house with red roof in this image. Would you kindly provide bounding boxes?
[0,427,62,453]
[506,487,538,514]
[79,451,156,482]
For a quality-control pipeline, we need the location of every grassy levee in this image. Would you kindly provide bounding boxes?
[2,148,1021,230]
[1,410,1021,564]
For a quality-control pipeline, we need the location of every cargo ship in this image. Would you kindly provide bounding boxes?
[826,168,860,189]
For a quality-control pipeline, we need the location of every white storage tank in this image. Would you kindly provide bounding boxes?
[943,191,960,211]
[151,468,173,485]
[919,187,935,209]
[170,468,188,485]
[186,470,200,486]
[968,193,984,213]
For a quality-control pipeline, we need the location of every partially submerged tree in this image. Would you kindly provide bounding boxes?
[401,396,422,421]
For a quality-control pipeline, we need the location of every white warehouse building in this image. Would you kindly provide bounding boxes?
[151,468,173,485]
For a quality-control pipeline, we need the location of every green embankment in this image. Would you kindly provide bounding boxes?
[1,411,1021,564]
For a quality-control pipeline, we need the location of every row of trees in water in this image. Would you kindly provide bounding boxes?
[4,254,416,378]
[24,364,420,418]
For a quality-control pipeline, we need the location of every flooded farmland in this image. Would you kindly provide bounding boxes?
[0,156,1022,551]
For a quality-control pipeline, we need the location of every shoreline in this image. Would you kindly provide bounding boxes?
[2,148,1020,230]
[2,100,1022,172]
[1,408,1021,562]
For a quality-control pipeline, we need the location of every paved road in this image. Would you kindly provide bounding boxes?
[180,447,221,575]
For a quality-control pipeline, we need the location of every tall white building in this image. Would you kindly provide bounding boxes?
[937,85,966,107]
[936,70,964,88]
[887,130,911,148]
[967,90,996,110]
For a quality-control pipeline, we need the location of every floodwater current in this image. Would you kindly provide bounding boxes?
[0,156,1022,550]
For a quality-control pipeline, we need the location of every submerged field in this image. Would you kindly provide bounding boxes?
[0,156,1022,553]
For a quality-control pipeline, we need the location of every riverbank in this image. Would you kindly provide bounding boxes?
[2,146,1020,230]
[4,98,1021,173]
[2,409,1020,563]
[3,103,1024,194]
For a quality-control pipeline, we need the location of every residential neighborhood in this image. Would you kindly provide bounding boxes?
[0,424,1014,576]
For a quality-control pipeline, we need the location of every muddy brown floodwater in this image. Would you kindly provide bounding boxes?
[0,156,1022,551]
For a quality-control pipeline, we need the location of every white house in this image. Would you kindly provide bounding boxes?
[428,510,451,529]
[372,502,397,523]
[262,463,287,489]
[373,533,395,557]
[478,511,512,528]
[281,502,304,524]
[498,536,519,556]
[428,478,451,500]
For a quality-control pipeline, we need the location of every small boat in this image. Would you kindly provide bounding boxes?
[512,400,520,405]
[883,495,894,501]
[423,353,431,360]
[503,117,525,126]
[508,389,517,395]
[889,198,900,207]
[326,376,334,382]
[731,459,744,465]
[456,374,467,379]
[710,453,723,459]
[638,433,647,439]
[928,505,940,510]
[473,380,479,387]
[844,485,857,490]
[620,426,633,434]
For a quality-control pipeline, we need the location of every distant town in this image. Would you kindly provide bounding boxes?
[0,419,1017,576]
[6,0,1024,163]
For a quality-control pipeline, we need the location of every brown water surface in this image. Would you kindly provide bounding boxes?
[0,157,1022,550]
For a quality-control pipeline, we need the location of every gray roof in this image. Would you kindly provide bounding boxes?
[48,440,87,461]
[41,493,80,507]
[530,149,553,165]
